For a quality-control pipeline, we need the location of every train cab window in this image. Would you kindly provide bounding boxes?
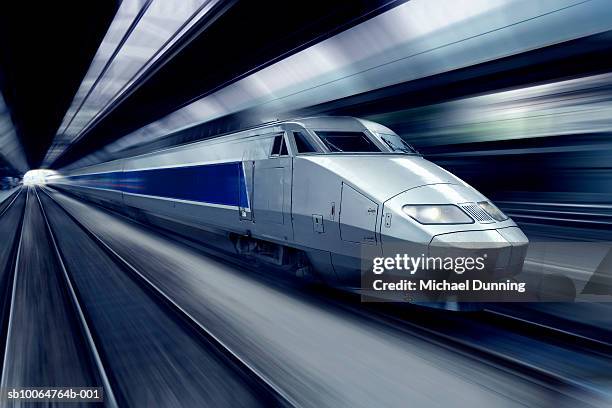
[292,131,317,153]
[315,131,381,153]
[280,138,288,156]
[270,134,289,156]
[271,135,282,155]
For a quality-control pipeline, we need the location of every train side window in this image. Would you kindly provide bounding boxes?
[270,134,289,157]
[280,137,289,156]
[293,131,316,153]
[270,135,283,156]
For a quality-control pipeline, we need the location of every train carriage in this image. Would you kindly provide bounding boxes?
[52,116,528,295]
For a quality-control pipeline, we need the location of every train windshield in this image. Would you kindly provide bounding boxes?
[377,133,418,154]
[315,131,381,153]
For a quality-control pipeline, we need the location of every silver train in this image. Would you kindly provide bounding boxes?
[51,116,528,293]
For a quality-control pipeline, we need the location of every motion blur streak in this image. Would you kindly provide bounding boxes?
[62,0,612,170]
[0,94,27,174]
[371,73,612,146]
[44,0,228,167]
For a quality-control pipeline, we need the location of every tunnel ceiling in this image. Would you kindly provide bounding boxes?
[51,0,406,169]
[0,2,120,170]
[0,0,406,171]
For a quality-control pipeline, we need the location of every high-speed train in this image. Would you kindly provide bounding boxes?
[51,116,528,295]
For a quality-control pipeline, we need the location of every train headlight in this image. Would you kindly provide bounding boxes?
[402,205,473,224]
[478,201,508,221]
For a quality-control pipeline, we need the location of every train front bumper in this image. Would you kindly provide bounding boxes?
[428,227,529,278]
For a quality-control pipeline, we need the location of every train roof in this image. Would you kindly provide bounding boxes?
[286,116,396,134]
[63,116,398,175]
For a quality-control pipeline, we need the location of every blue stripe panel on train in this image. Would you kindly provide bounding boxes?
[67,162,249,208]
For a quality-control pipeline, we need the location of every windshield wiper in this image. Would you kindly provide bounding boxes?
[381,136,416,154]
[323,139,344,152]
[381,137,395,150]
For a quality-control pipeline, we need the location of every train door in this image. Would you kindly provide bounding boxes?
[252,133,294,241]
[239,156,254,222]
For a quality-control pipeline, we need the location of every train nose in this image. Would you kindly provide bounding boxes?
[429,227,529,277]
[381,183,529,277]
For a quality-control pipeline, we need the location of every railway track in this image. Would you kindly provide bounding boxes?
[43,186,612,406]
[35,188,119,407]
[481,308,612,355]
[39,187,296,407]
[1,187,105,406]
[351,301,612,403]
[0,188,26,388]
[0,189,21,215]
